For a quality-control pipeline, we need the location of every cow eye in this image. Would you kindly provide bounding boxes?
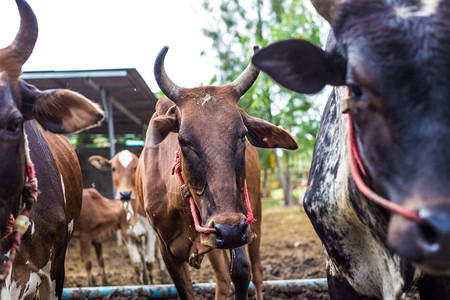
[240,132,248,142]
[111,167,116,172]
[178,137,188,147]
[348,84,363,100]
[6,117,24,134]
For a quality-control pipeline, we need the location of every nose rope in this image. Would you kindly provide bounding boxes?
[243,180,256,224]
[1,160,37,282]
[171,147,256,234]
[342,93,425,224]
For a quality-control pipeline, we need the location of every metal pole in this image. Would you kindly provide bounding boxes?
[86,77,147,131]
[62,279,328,299]
[101,89,116,198]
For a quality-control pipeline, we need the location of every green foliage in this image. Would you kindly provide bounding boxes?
[202,0,324,161]
[154,90,164,100]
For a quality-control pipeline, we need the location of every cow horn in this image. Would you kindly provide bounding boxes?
[309,0,343,23]
[231,46,261,98]
[9,0,38,64]
[154,46,182,102]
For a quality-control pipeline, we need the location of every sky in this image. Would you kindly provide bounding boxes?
[0,0,219,92]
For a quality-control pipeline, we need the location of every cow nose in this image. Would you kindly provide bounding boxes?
[119,191,132,201]
[390,206,450,272]
[213,220,248,249]
[415,208,450,260]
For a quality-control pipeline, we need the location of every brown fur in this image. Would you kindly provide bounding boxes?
[0,1,104,298]
[89,151,167,285]
[5,121,84,298]
[137,92,297,299]
[0,49,22,81]
[77,188,127,286]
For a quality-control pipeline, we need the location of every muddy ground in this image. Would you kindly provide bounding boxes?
[65,206,328,299]
[64,206,419,299]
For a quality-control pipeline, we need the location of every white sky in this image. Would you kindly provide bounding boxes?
[0,0,218,92]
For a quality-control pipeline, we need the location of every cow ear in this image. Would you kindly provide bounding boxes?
[88,155,112,171]
[147,105,179,148]
[240,108,298,150]
[252,39,346,94]
[20,80,105,134]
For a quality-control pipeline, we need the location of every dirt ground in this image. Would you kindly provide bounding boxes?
[65,206,329,299]
[64,206,419,299]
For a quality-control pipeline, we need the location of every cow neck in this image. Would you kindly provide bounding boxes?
[0,134,37,282]
[342,91,426,225]
[171,145,256,234]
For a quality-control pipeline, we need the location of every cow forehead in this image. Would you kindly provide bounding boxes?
[181,104,243,136]
[394,0,442,18]
[117,150,134,168]
[336,0,450,89]
[0,85,16,110]
[180,86,239,108]
[338,0,450,41]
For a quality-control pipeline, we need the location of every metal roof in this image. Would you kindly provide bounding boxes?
[21,68,158,136]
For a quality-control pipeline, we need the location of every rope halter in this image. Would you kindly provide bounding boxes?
[0,151,37,282]
[171,147,256,234]
[342,91,425,224]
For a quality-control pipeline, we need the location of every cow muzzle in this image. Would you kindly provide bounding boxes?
[200,213,256,249]
[388,206,450,275]
[119,191,133,201]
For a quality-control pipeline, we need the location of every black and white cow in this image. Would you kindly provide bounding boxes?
[253,0,450,299]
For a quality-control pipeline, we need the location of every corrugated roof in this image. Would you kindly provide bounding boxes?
[21,68,158,136]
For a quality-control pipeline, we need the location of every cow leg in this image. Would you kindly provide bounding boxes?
[208,249,231,300]
[116,230,123,245]
[53,238,68,298]
[139,236,152,285]
[125,237,147,284]
[327,271,366,300]
[247,222,263,299]
[79,237,96,286]
[230,247,251,300]
[93,241,108,286]
[418,275,450,299]
[156,243,169,283]
[53,259,66,299]
[158,238,195,299]
[144,229,157,284]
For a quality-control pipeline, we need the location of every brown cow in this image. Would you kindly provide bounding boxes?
[136,46,298,299]
[89,150,166,284]
[0,0,104,298]
[77,188,128,286]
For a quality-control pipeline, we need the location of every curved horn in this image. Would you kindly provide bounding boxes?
[154,46,182,102]
[9,0,38,63]
[231,46,261,98]
[309,0,343,23]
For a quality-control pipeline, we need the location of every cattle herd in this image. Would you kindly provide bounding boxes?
[0,0,449,299]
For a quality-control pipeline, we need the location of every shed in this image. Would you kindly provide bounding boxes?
[21,68,159,198]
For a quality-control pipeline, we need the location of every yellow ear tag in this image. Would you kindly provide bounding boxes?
[13,215,30,234]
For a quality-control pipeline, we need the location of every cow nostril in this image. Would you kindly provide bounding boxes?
[119,191,132,201]
[418,221,439,245]
[215,231,224,245]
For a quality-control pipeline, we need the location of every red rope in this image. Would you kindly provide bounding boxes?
[344,100,425,224]
[243,181,256,224]
[171,147,256,233]
[1,161,36,282]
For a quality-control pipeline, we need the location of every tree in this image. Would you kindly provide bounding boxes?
[202,0,324,206]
